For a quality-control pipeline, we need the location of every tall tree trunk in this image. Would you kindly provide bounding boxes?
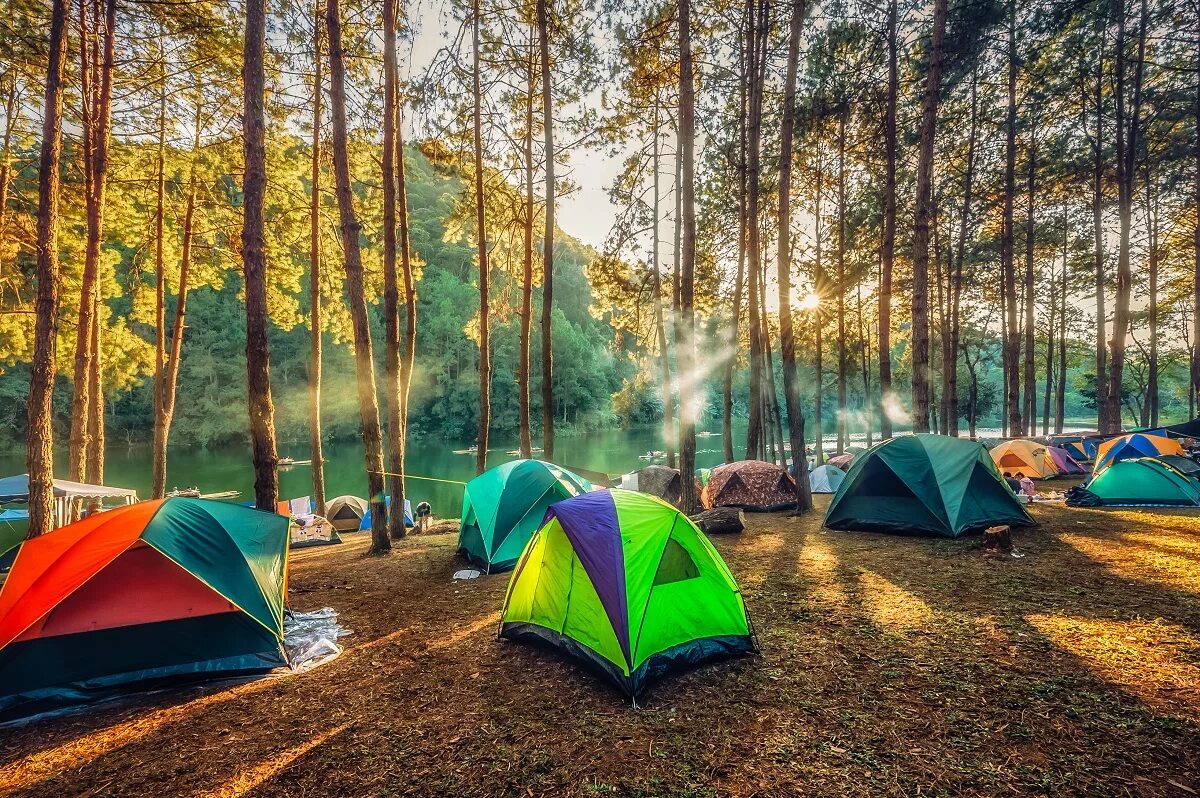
[519,31,535,459]
[537,0,555,462]
[1042,255,1055,436]
[69,0,114,510]
[397,49,417,508]
[1107,0,1147,431]
[1146,177,1159,427]
[857,276,873,446]
[879,0,897,439]
[778,0,811,509]
[327,0,387,551]
[1193,23,1200,419]
[677,0,698,514]
[949,63,978,438]
[309,4,326,515]
[813,151,824,463]
[744,0,767,460]
[382,0,407,537]
[910,0,948,434]
[472,0,491,475]
[934,201,949,435]
[723,23,749,464]
[651,93,675,466]
[1093,15,1109,432]
[155,94,200,497]
[151,36,168,498]
[26,0,70,535]
[1002,0,1022,437]
[1023,131,1037,431]
[1056,224,1068,433]
[836,111,847,452]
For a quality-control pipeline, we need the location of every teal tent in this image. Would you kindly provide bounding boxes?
[1086,458,1200,506]
[824,434,1035,538]
[458,460,591,573]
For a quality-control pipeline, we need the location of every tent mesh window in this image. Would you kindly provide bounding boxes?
[653,538,700,586]
[332,506,356,520]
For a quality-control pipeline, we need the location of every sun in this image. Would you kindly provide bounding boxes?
[798,292,821,311]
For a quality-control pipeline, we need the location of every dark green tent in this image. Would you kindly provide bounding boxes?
[1086,458,1200,506]
[824,434,1035,538]
[459,460,591,573]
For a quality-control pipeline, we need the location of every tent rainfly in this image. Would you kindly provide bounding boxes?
[824,434,1035,538]
[500,489,755,700]
[0,497,289,721]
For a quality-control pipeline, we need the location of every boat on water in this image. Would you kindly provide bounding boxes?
[638,450,667,461]
[167,487,201,498]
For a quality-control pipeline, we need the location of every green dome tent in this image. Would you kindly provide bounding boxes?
[500,489,754,700]
[458,460,591,573]
[824,434,1035,538]
[1086,458,1200,507]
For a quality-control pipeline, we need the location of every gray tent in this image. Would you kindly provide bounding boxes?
[635,465,683,504]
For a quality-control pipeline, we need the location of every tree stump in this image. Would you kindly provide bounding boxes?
[982,525,1012,552]
[690,507,746,534]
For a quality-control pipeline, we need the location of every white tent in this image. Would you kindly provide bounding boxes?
[809,464,846,494]
[0,473,138,528]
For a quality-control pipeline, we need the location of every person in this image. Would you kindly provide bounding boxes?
[1002,471,1021,493]
[1015,471,1037,498]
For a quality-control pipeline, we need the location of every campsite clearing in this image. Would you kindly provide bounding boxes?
[2,496,1199,797]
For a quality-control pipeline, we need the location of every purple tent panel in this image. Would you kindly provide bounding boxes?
[1047,446,1086,475]
[546,491,631,664]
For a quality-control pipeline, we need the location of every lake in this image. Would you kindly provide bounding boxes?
[0,422,1069,522]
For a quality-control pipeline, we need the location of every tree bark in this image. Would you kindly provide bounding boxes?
[151,35,168,498]
[309,4,326,516]
[879,0,897,440]
[327,0,388,551]
[744,0,767,460]
[1023,131,1037,431]
[519,31,535,460]
[778,0,812,510]
[1002,0,1022,437]
[910,0,948,434]
[26,0,70,536]
[154,94,200,499]
[651,93,676,468]
[69,0,112,504]
[1056,224,1068,432]
[382,0,407,537]
[538,0,555,462]
[1193,23,1200,417]
[1093,11,1109,432]
[723,23,749,465]
[677,0,698,515]
[1107,0,1147,431]
[472,0,492,476]
[1146,176,1159,427]
[949,63,978,438]
[835,110,847,452]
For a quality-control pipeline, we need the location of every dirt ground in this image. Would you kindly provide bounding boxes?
[2,495,1200,797]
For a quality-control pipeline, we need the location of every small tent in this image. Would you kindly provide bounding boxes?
[1085,458,1200,507]
[990,440,1059,479]
[458,460,591,573]
[0,498,289,721]
[500,489,754,699]
[325,495,368,532]
[1046,446,1087,475]
[1093,433,1183,474]
[824,434,1035,538]
[701,460,796,511]
[359,496,413,531]
[634,465,683,504]
[809,464,846,494]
